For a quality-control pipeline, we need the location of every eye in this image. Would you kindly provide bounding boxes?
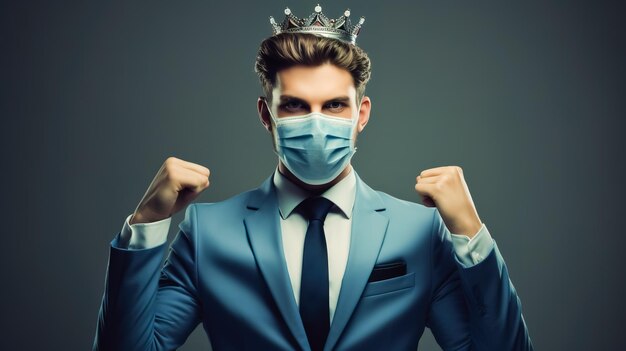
[280,100,305,112]
[325,101,347,112]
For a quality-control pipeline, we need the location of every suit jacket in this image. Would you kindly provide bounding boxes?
[94,171,533,350]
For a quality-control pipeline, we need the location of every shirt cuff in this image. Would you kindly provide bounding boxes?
[450,223,495,267]
[118,213,171,249]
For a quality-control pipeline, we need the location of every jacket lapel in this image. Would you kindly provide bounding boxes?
[244,173,310,351]
[324,172,390,351]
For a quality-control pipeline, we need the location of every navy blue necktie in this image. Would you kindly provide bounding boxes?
[298,196,334,351]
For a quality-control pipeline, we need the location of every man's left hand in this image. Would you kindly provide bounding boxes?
[415,166,483,238]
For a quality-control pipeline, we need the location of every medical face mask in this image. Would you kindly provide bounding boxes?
[267,102,359,185]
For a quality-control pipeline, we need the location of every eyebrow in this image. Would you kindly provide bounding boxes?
[278,95,351,104]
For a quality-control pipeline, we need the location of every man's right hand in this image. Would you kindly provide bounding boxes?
[130,157,211,225]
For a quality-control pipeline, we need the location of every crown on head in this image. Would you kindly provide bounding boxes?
[269,4,365,45]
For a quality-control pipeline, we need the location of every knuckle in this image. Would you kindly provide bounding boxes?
[163,164,174,176]
[164,158,177,171]
[165,168,178,181]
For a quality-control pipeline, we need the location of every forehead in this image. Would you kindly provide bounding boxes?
[274,63,356,101]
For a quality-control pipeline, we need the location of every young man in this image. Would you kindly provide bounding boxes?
[93,5,533,351]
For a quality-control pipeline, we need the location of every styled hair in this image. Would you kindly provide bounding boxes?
[254,33,372,103]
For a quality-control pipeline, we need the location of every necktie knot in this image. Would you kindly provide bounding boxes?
[298,196,334,222]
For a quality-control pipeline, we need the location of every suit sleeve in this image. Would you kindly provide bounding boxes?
[93,204,202,351]
[425,208,533,351]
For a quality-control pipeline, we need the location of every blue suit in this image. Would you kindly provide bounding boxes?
[94,171,533,350]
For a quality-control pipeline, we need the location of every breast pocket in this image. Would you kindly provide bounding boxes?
[362,271,415,297]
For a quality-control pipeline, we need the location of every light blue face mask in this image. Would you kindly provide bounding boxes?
[267,103,359,185]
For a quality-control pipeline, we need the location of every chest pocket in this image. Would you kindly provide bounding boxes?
[362,271,415,297]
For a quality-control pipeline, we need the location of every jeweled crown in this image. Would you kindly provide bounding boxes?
[269,4,365,45]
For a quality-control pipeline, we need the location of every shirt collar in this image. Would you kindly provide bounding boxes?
[273,166,356,220]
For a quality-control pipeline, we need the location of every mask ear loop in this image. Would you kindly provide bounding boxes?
[263,98,283,157]
[263,98,278,123]
[352,95,364,151]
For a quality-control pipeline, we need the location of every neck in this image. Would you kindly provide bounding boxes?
[278,162,352,194]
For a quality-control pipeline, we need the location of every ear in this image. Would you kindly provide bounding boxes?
[356,96,371,133]
[257,96,272,132]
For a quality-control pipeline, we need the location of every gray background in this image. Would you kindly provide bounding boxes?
[1,0,624,350]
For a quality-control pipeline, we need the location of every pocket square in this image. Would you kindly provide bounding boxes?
[368,261,407,282]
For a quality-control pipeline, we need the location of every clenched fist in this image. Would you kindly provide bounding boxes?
[130,157,211,225]
[415,166,482,238]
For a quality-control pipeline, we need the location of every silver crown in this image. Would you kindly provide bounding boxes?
[269,4,365,45]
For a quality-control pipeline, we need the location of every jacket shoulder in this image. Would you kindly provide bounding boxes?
[374,189,435,217]
[188,187,256,219]
[174,187,260,239]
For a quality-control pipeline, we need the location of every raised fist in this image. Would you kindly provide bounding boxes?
[130,157,210,224]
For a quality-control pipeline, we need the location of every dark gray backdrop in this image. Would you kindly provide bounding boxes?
[1,0,624,350]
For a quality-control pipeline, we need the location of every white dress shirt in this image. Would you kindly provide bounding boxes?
[117,167,495,323]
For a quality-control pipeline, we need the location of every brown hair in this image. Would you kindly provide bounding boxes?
[254,33,372,103]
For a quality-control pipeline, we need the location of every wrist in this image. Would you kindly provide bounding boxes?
[130,204,172,225]
[461,219,482,239]
[129,212,158,225]
[129,212,143,225]
[451,215,482,239]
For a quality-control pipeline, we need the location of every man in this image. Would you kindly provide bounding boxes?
[93,5,533,351]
